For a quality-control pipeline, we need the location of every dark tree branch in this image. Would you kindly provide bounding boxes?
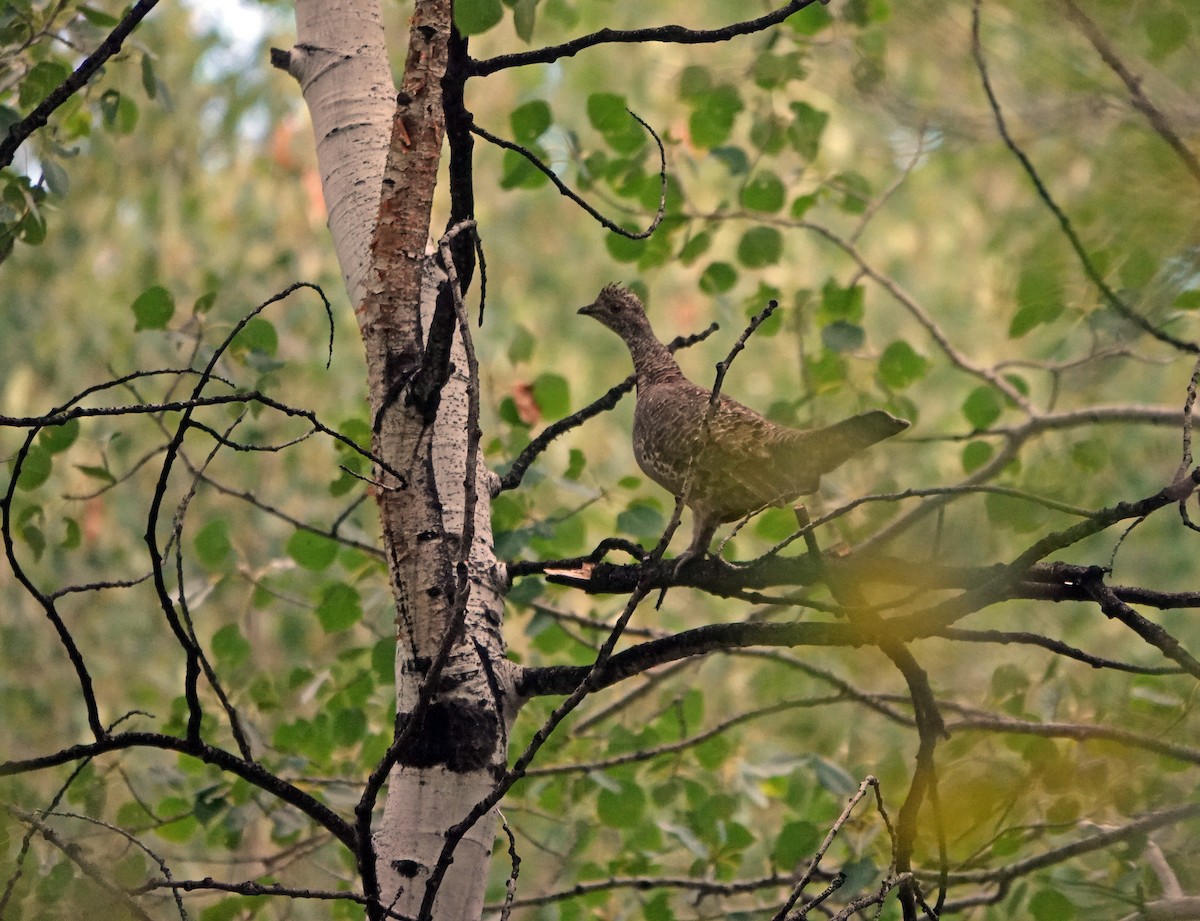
[2,432,104,738]
[933,627,1184,675]
[133,877,404,916]
[470,109,666,240]
[0,731,355,850]
[1080,567,1200,679]
[0,0,161,169]
[943,711,1200,766]
[925,802,1200,886]
[1059,0,1200,185]
[468,0,824,77]
[517,620,867,698]
[970,0,1199,355]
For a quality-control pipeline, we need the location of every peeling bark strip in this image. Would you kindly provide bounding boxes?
[361,0,453,655]
[364,0,449,333]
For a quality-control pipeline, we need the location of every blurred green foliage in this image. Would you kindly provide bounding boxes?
[3,0,1200,918]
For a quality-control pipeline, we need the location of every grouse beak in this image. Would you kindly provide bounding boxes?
[577,302,597,318]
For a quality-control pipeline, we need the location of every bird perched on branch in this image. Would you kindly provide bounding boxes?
[579,284,908,559]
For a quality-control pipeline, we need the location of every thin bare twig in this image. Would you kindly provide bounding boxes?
[970,0,1199,355]
[470,109,666,240]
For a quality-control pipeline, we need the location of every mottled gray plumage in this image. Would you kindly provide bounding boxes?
[579,284,908,557]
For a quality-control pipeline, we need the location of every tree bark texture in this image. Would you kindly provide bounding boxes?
[288,1,511,917]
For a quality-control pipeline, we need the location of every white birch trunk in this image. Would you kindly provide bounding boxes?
[284,2,514,917]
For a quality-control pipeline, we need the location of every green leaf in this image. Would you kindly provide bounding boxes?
[688,85,743,149]
[617,500,664,538]
[990,828,1024,858]
[962,387,1002,430]
[740,171,786,212]
[736,226,783,267]
[695,733,732,769]
[1010,264,1064,337]
[510,100,551,143]
[212,624,251,669]
[644,892,674,921]
[1145,9,1189,60]
[678,65,711,100]
[1070,438,1107,472]
[99,89,138,134]
[808,349,846,390]
[512,0,537,41]
[80,6,120,26]
[810,756,857,795]
[1119,247,1156,289]
[754,507,800,540]
[1174,290,1200,311]
[37,861,73,902]
[531,372,570,419]
[21,520,45,559]
[586,95,645,153]
[132,285,175,331]
[791,193,817,218]
[235,317,278,356]
[597,780,645,828]
[500,148,548,189]
[710,145,750,176]
[1029,888,1076,921]
[38,417,79,454]
[753,51,807,89]
[140,52,158,99]
[772,821,821,867]
[18,201,46,244]
[61,516,81,549]
[605,230,644,263]
[286,529,338,571]
[787,102,828,160]
[750,114,788,153]
[18,60,70,108]
[316,583,363,632]
[15,445,51,490]
[564,448,586,480]
[508,325,535,364]
[194,519,233,569]
[961,440,994,474]
[699,261,738,294]
[678,231,711,265]
[332,707,367,746]
[841,856,879,892]
[820,280,864,323]
[788,3,834,34]
[455,0,504,35]
[76,463,115,484]
[835,171,871,213]
[878,341,928,389]
[821,321,864,352]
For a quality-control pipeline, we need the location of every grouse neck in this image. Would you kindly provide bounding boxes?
[626,330,684,385]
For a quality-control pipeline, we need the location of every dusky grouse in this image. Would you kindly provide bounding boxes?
[579,284,909,558]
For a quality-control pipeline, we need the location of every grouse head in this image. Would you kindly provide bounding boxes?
[577,284,654,343]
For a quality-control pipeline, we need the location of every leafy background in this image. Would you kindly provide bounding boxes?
[2,0,1200,918]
